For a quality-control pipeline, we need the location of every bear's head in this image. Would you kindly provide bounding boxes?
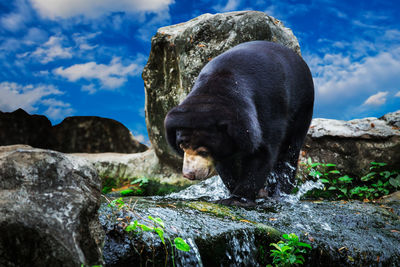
[173,127,237,180]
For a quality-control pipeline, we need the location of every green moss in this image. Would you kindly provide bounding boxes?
[185,201,240,220]
[100,174,190,197]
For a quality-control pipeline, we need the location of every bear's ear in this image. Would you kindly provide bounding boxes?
[165,126,184,156]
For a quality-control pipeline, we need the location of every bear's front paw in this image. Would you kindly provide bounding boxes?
[216,196,256,207]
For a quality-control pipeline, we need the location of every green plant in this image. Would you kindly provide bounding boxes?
[302,159,400,201]
[131,177,150,187]
[349,162,400,199]
[302,158,350,200]
[107,197,190,267]
[267,233,311,267]
[101,176,117,194]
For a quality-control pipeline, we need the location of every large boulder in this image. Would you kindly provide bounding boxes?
[0,109,53,149]
[0,145,104,266]
[142,11,301,168]
[0,109,148,153]
[52,116,148,153]
[301,110,400,177]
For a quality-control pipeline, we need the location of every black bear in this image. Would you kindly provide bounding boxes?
[164,41,314,205]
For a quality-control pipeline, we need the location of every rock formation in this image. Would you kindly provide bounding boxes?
[0,145,103,266]
[52,116,148,153]
[142,10,300,168]
[0,109,53,149]
[0,109,147,153]
[301,110,400,177]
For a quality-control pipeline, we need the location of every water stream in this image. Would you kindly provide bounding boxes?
[100,175,400,266]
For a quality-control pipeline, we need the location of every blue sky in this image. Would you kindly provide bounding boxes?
[1,0,399,143]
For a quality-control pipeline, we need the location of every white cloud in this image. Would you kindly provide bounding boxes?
[0,82,62,113]
[213,0,241,12]
[72,32,100,51]
[136,10,171,41]
[1,0,32,32]
[53,57,144,89]
[308,47,400,102]
[395,91,400,97]
[26,35,73,64]
[363,91,388,106]
[81,83,97,94]
[23,27,48,46]
[134,134,146,144]
[41,99,74,120]
[29,0,173,19]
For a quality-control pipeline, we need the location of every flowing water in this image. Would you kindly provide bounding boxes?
[100,175,400,266]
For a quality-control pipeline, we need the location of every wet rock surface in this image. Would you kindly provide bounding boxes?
[100,177,400,266]
[302,110,400,177]
[142,10,300,168]
[0,109,147,153]
[0,145,104,266]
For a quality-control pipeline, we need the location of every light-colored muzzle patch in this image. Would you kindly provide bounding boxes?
[180,145,216,180]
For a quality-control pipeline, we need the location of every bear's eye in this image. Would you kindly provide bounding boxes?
[198,151,209,157]
[196,147,210,157]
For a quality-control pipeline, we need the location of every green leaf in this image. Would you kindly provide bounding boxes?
[389,177,400,188]
[138,223,153,232]
[361,172,376,181]
[319,178,330,184]
[130,177,149,186]
[174,237,190,251]
[287,233,299,241]
[280,245,292,252]
[339,188,347,194]
[338,175,353,183]
[311,162,321,168]
[289,254,297,264]
[325,163,337,167]
[328,186,337,190]
[371,162,387,166]
[329,170,340,174]
[379,171,391,179]
[309,170,322,177]
[154,227,165,244]
[120,189,135,196]
[148,216,165,228]
[270,243,283,251]
[125,220,138,232]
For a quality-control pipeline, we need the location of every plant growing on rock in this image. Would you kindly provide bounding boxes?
[301,159,400,201]
[267,233,311,267]
[107,197,190,267]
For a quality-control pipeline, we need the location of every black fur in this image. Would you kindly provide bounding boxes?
[164,41,314,202]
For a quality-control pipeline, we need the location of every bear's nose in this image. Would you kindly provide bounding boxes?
[183,172,195,180]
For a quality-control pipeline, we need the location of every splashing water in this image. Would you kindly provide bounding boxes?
[282,180,324,204]
[165,176,231,201]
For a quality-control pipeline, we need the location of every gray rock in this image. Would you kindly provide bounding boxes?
[52,116,148,153]
[73,148,193,186]
[301,111,400,177]
[0,145,104,266]
[142,11,301,168]
[381,110,400,128]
